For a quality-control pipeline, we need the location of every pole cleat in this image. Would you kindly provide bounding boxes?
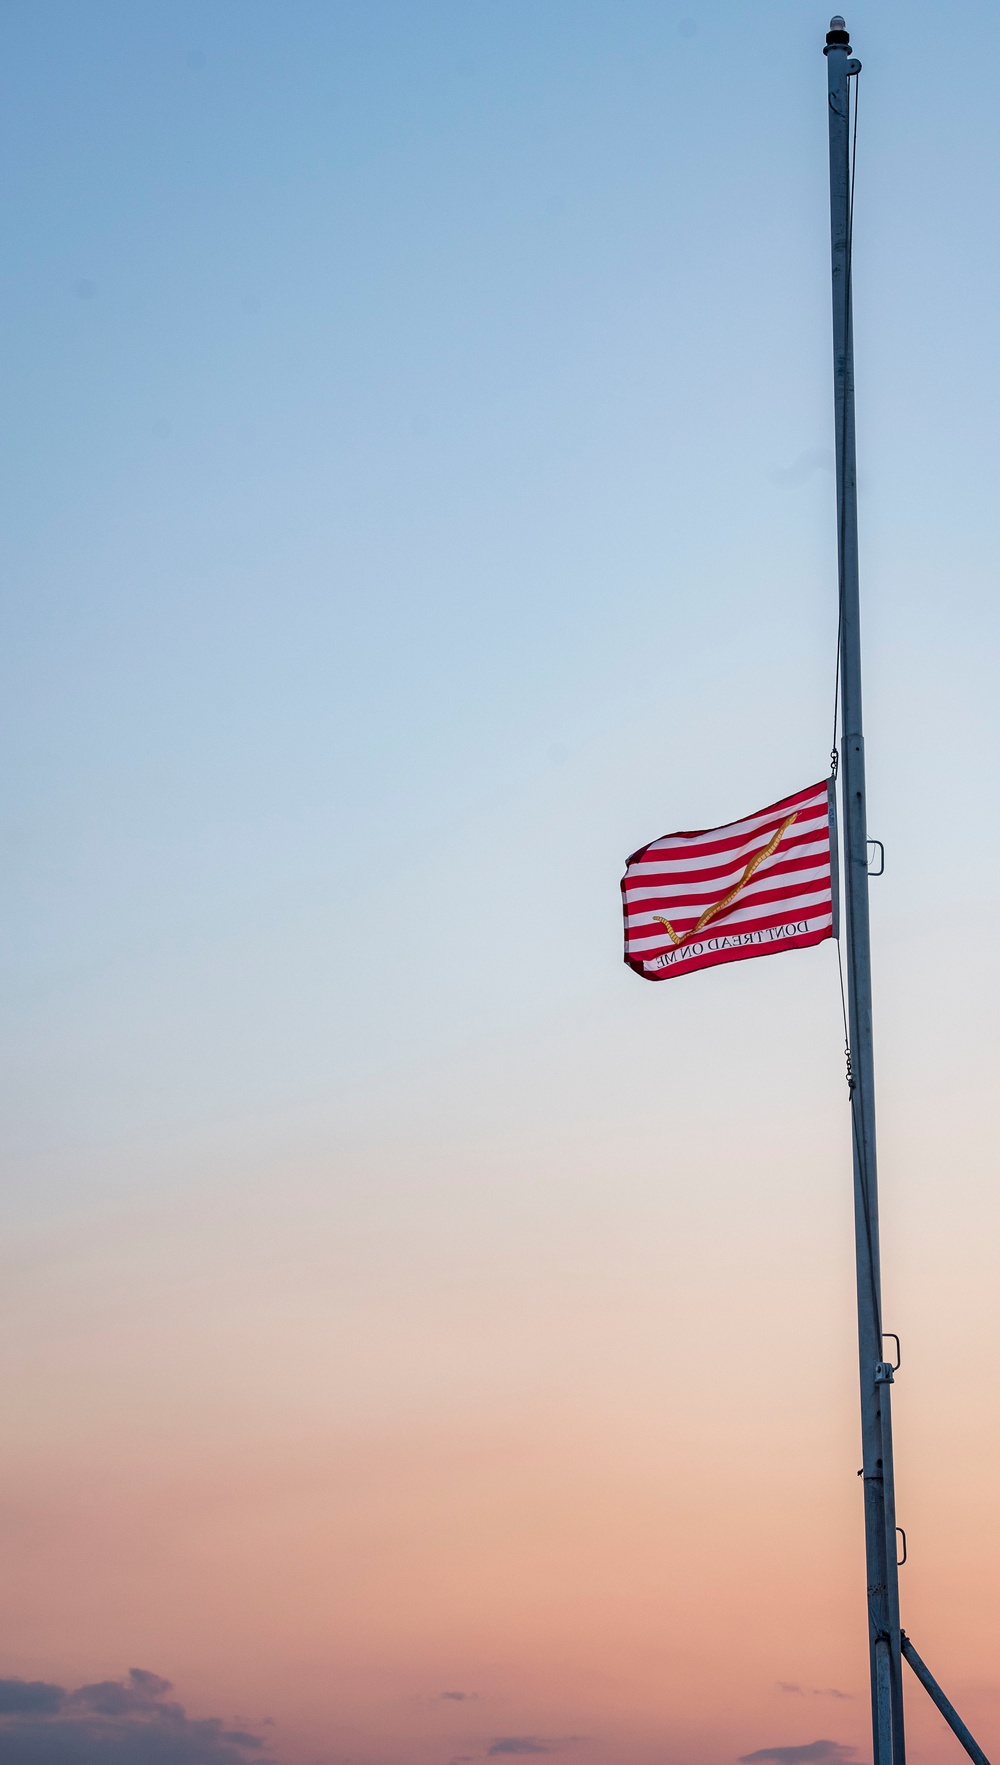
[875,1361,895,1384]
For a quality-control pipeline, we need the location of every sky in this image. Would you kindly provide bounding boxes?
[1,2,999,1762]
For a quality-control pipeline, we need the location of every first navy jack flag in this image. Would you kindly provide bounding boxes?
[621,779,838,981]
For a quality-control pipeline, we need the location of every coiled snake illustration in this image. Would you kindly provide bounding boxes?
[653,813,797,948]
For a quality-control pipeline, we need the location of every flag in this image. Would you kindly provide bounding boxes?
[621,778,838,981]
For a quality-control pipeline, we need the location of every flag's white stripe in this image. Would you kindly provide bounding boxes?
[631,850,832,889]
[625,893,832,948]
[629,914,834,956]
[626,844,829,891]
[626,880,832,921]
[639,915,833,967]
[638,822,832,871]
[634,826,829,875]
[635,908,835,952]
[627,910,835,953]
[627,921,833,960]
[624,863,833,915]
[625,853,833,895]
[628,912,833,949]
[642,809,829,857]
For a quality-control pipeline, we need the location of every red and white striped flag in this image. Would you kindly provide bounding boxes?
[621,778,838,981]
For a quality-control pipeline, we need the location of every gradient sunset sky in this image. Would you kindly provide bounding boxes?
[2,3,999,1763]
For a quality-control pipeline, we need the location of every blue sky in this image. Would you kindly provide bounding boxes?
[6,0,999,1192]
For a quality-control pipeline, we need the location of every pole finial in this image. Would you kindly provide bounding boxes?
[824,16,851,51]
[830,14,846,26]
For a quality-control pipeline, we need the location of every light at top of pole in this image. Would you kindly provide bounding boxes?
[824,16,852,53]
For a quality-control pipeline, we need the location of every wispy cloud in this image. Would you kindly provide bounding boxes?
[768,447,834,489]
[0,1668,269,1763]
[441,1691,477,1702]
[740,1743,856,1765]
[776,1684,853,1702]
[487,1740,583,1757]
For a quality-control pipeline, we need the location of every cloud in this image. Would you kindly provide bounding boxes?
[768,448,834,489]
[0,1685,65,1717]
[440,1692,477,1702]
[740,1744,856,1765]
[487,1742,582,1758]
[0,1669,268,1763]
[776,1685,853,1702]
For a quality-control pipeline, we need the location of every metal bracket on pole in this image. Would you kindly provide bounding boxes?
[882,1333,901,1370]
[901,1635,992,1765]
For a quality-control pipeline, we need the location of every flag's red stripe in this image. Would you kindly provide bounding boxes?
[625,846,830,894]
[638,779,828,840]
[625,860,831,903]
[633,837,829,877]
[637,825,828,868]
[625,879,833,930]
[630,908,834,948]
[625,887,831,922]
[627,875,834,911]
[647,780,829,842]
[637,808,829,865]
[630,914,834,958]
[631,903,832,946]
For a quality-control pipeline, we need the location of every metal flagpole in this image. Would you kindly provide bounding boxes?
[823,19,905,1765]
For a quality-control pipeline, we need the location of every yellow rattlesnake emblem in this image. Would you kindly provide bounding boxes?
[654,813,797,948]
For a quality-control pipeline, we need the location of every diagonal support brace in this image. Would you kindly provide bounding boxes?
[901,1633,992,1765]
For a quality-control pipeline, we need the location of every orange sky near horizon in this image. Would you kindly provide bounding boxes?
[2,932,999,1765]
